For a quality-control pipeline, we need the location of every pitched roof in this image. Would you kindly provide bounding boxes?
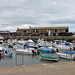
[17,27,68,31]
[30,27,68,29]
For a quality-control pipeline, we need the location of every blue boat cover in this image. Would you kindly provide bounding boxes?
[62,51,75,54]
[44,47,51,50]
[65,43,70,46]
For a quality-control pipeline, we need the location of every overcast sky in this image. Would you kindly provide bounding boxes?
[0,0,75,32]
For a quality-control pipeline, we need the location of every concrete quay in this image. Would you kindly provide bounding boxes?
[0,62,75,75]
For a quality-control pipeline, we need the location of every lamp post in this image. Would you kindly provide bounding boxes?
[29,26,31,39]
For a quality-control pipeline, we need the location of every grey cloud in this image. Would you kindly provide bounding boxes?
[48,19,75,24]
[0,0,75,32]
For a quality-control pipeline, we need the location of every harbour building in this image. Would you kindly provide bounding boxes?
[16,27,72,36]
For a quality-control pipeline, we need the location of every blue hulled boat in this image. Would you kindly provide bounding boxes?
[38,47,55,53]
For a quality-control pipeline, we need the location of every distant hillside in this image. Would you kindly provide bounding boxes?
[0,31,10,33]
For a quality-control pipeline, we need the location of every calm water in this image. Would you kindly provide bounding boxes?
[0,44,73,66]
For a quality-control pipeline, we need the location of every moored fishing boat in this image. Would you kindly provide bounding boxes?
[40,54,59,61]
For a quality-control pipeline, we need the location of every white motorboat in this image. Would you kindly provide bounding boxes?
[56,52,75,60]
[0,47,3,57]
[0,36,4,44]
[3,48,13,57]
[16,48,41,55]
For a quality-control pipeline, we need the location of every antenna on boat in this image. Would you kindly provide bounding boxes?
[29,26,31,39]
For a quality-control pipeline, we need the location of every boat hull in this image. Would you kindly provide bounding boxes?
[56,52,75,60]
[16,48,40,55]
[40,54,59,61]
[41,57,59,61]
[62,51,75,54]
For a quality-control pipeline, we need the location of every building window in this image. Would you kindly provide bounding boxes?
[33,29,38,32]
[41,33,44,36]
[48,30,50,35]
[36,29,38,32]
[19,33,21,36]
[65,29,68,32]
[60,29,62,31]
[35,30,36,32]
[51,30,53,32]
[46,33,48,36]
[46,30,48,32]
[52,33,57,36]
[33,30,35,32]
[24,31,26,32]
[55,29,57,32]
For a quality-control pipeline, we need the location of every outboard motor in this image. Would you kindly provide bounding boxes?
[52,49,54,54]
[0,53,1,57]
[32,50,35,55]
[73,56,75,61]
[10,53,13,58]
[56,48,59,52]
[37,50,40,54]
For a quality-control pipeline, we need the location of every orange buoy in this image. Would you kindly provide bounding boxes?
[1,54,3,57]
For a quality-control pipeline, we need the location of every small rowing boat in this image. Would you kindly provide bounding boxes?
[40,54,59,61]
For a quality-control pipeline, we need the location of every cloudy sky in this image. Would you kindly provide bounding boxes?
[0,0,75,32]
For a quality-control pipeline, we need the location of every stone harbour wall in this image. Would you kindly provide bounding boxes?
[4,35,75,41]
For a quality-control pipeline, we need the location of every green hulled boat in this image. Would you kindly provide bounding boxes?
[40,54,59,61]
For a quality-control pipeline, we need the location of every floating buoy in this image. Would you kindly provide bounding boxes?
[35,52,38,55]
[40,52,41,54]
[1,54,3,57]
[72,48,73,50]
[73,57,75,61]
[58,50,60,52]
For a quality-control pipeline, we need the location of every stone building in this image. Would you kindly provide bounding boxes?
[16,27,69,36]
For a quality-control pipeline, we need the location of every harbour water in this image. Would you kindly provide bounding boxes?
[0,44,73,67]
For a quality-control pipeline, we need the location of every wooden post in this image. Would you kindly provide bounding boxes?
[15,52,17,66]
[22,55,24,65]
[66,50,67,59]
[70,47,72,60]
